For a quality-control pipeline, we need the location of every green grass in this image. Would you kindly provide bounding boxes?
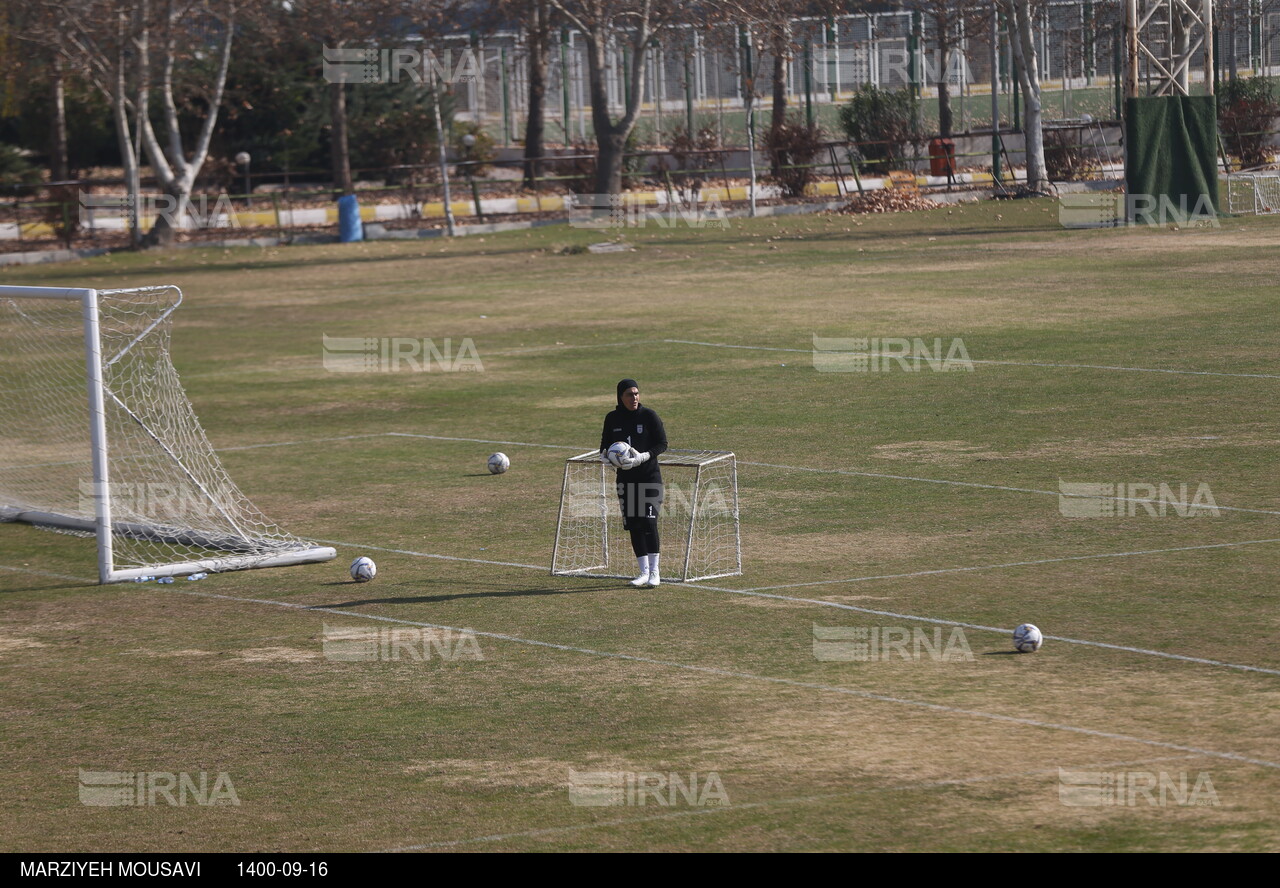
[1,201,1279,851]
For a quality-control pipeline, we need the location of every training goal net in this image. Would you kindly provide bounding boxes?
[551,449,741,582]
[0,284,335,583]
[1222,172,1280,216]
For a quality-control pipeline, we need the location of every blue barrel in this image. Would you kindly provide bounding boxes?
[337,193,363,242]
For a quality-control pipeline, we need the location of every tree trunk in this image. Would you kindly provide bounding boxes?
[593,128,625,196]
[523,2,549,188]
[769,29,789,177]
[330,80,353,195]
[144,183,180,247]
[1009,0,1046,191]
[936,25,953,138]
[583,29,647,197]
[50,54,70,182]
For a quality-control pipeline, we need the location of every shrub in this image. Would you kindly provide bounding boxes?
[1219,77,1279,168]
[549,143,597,194]
[667,125,727,183]
[1043,128,1096,182]
[763,118,825,197]
[837,85,922,174]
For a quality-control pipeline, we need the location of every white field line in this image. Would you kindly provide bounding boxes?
[167,586,1280,772]
[0,563,94,583]
[745,460,1280,517]
[227,429,1280,517]
[385,755,1204,851]
[486,339,668,357]
[315,535,1280,676]
[664,338,1280,381]
[314,538,546,571]
[737,538,1280,592]
[213,430,1280,673]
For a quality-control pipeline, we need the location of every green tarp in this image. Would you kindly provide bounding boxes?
[1125,95,1220,223]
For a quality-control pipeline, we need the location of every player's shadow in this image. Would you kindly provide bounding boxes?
[981,650,1023,657]
[313,579,620,608]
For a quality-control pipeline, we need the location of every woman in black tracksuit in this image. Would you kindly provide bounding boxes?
[600,378,668,587]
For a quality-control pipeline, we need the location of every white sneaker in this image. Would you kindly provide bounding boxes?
[630,572,651,587]
[646,570,661,588]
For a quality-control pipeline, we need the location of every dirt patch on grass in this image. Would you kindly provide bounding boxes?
[748,529,962,565]
[872,441,1003,463]
[0,633,49,653]
[405,756,645,793]
[867,433,1280,466]
[233,646,319,663]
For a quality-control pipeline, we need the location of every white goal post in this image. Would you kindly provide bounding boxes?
[1222,172,1280,216]
[0,284,335,583]
[551,449,741,582]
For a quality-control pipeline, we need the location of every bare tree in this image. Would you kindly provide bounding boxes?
[902,0,987,138]
[136,0,236,246]
[547,0,684,195]
[1002,0,1047,191]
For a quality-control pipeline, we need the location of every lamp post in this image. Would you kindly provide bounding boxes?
[461,133,484,222]
[235,151,251,208]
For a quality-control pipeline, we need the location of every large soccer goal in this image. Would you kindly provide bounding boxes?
[0,285,335,583]
[551,449,741,582]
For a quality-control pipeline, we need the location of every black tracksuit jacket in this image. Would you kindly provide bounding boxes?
[600,405,668,483]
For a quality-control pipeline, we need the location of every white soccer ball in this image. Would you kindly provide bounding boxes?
[1013,623,1043,653]
[487,452,509,474]
[606,441,634,468]
[350,556,376,583]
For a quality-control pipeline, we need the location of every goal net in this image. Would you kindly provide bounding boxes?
[0,284,335,583]
[551,449,741,582]
[1222,173,1280,216]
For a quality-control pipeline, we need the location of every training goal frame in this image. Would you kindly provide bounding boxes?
[551,449,741,582]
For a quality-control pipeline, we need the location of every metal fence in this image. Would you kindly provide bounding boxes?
[444,1,1280,145]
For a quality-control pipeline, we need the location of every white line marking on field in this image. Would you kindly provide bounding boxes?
[383,432,584,450]
[384,755,1203,850]
[744,460,1280,516]
[737,538,1280,592]
[307,532,1280,676]
[314,538,546,571]
[487,339,667,357]
[665,338,1280,380]
[220,433,388,452]
[166,585,1280,772]
[0,564,94,583]
[224,429,1280,516]
[686,575,1280,678]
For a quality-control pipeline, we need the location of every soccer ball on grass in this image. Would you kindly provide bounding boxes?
[1013,623,1043,653]
[350,556,377,583]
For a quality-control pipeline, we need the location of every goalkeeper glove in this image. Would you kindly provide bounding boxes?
[619,451,649,471]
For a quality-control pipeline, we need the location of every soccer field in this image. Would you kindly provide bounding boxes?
[2,200,1278,852]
